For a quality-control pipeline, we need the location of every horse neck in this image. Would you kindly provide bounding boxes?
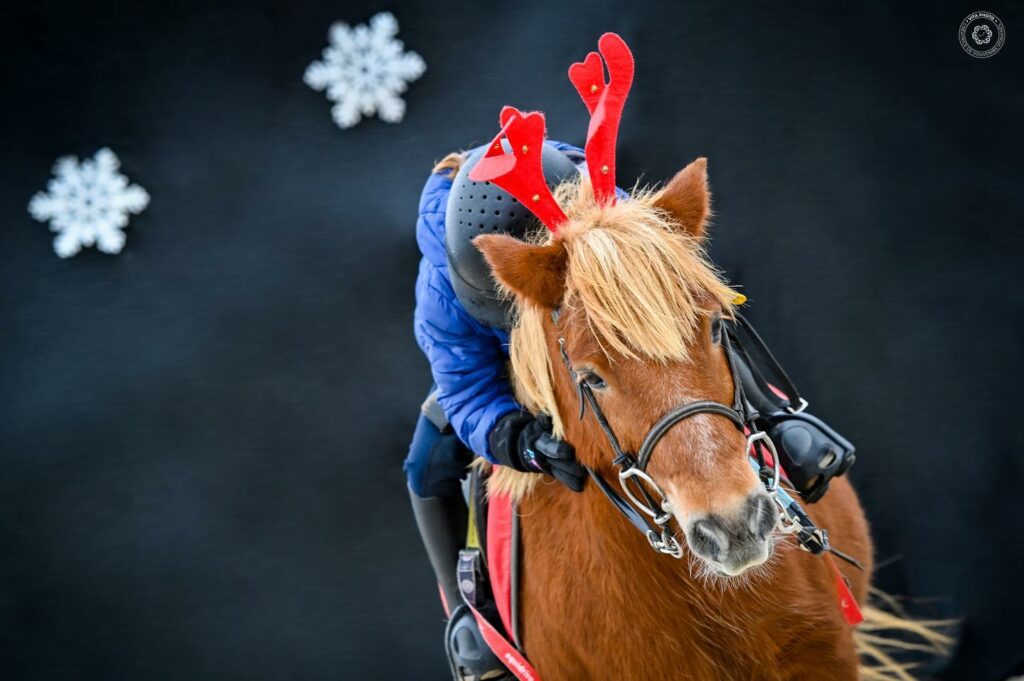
[545,420,717,612]
[519,467,794,681]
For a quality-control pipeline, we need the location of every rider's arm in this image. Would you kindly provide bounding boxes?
[412,169,519,462]
[410,147,583,465]
[414,259,518,462]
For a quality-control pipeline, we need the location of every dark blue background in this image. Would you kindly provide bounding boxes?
[2,1,1021,679]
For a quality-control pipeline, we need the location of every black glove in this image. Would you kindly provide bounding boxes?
[488,412,585,492]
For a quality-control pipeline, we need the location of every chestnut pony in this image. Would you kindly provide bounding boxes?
[470,160,941,680]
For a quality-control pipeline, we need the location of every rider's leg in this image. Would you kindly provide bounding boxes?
[405,411,471,614]
[405,396,508,680]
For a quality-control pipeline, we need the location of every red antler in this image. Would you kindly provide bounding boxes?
[468,106,568,234]
[568,32,634,205]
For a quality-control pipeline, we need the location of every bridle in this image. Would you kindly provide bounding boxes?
[557,312,827,560]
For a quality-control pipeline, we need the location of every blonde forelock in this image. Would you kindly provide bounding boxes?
[506,178,739,453]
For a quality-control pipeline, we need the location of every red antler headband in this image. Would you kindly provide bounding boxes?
[469,32,635,235]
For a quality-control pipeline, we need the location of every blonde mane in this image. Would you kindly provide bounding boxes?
[490,179,738,499]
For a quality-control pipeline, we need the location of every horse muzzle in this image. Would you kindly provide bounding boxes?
[684,492,776,576]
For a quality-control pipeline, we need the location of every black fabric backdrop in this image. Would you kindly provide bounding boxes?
[2,1,1022,679]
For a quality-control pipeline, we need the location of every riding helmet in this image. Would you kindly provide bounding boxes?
[445,142,578,329]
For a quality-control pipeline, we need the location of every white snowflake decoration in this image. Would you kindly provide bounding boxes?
[28,148,149,258]
[304,12,426,129]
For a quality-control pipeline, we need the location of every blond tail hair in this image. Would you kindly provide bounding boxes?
[856,587,955,680]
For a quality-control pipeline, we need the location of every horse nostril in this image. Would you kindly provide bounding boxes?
[747,495,776,539]
[690,518,729,560]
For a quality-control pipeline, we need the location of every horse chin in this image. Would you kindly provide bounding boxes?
[692,534,776,582]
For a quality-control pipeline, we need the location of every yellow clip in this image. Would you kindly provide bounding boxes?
[732,293,748,306]
[466,476,480,549]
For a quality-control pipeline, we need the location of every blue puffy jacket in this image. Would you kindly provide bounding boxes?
[413,141,582,462]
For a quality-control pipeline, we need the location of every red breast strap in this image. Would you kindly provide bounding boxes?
[487,492,516,637]
[463,602,540,681]
[827,554,864,625]
[476,492,539,680]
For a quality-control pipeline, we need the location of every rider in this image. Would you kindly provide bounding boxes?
[405,140,586,680]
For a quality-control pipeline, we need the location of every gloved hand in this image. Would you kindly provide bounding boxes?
[488,411,585,492]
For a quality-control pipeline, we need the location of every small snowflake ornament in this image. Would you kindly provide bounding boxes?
[304,11,426,129]
[28,148,149,258]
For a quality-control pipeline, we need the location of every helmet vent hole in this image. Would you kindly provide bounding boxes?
[509,211,516,218]
[478,223,484,229]
[496,195,503,201]
[494,210,500,216]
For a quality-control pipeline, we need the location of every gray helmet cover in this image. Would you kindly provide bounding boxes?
[445,142,578,329]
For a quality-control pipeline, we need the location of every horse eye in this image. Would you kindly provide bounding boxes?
[580,370,607,390]
[710,314,723,344]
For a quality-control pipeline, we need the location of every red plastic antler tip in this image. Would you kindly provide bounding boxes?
[568,33,635,205]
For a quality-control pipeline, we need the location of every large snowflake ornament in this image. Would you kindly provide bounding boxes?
[304,12,426,129]
[28,148,149,258]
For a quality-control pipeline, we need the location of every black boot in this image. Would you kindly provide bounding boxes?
[408,488,511,681]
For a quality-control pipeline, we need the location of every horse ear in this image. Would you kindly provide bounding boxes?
[653,157,711,239]
[474,234,567,310]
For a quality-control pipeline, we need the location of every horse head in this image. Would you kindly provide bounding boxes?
[475,159,776,578]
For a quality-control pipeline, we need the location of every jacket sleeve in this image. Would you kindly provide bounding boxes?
[413,266,520,462]
[411,141,584,461]
[412,169,520,461]
[414,257,520,461]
